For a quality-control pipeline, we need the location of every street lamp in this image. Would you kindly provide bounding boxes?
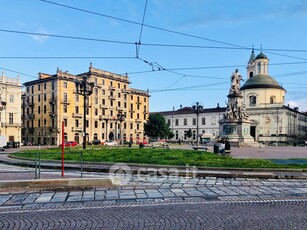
[75,76,94,150]
[192,102,203,146]
[117,111,125,144]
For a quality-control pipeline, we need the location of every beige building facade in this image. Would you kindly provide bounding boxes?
[22,65,150,145]
[0,73,23,143]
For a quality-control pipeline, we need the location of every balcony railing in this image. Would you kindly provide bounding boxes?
[109,86,116,91]
[108,95,116,100]
[49,112,56,117]
[61,100,71,104]
[71,127,83,132]
[48,98,56,104]
[1,122,22,127]
[28,114,35,119]
[27,102,34,107]
[135,119,142,123]
[72,113,82,118]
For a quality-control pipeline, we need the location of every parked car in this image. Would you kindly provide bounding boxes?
[59,141,77,147]
[91,139,102,145]
[104,140,118,146]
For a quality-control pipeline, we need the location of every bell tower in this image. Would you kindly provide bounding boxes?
[246,48,255,79]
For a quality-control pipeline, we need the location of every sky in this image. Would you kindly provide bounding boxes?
[1,0,307,112]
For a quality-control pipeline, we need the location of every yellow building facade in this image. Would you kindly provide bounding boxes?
[0,73,23,143]
[22,65,150,145]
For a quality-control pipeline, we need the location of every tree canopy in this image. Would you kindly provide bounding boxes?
[144,113,172,139]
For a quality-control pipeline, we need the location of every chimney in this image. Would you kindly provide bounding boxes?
[180,105,182,109]
[294,107,299,111]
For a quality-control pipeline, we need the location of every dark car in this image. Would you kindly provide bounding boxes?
[91,140,102,145]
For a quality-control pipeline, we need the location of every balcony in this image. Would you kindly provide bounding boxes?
[108,95,116,100]
[49,126,56,132]
[129,109,135,113]
[49,112,56,117]
[71,127,83,132]
[109,86,116,91]
[72,113,82,118]
[1,122,22,128]
[136,100,142,105]
[135,119,143,123]
[99,104,108,109]
[61,100,71,104]
[49,98,56,104]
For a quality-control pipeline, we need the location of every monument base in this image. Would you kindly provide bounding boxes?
[219,119,258,147]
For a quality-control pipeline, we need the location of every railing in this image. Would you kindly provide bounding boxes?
[72,113,82,118]
[1,122,22,127]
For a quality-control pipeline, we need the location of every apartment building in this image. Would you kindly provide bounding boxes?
[0,73,23,143]
[22,64,150,145]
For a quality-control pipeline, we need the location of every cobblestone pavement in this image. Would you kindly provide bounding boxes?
[0,197,306,229]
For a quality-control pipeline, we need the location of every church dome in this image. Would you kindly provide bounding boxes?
[240,74,285,90]
[255,52,268,60]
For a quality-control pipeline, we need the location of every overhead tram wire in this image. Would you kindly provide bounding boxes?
[40,0,307,61]
[136,0,148,57]
[0,56,136,59]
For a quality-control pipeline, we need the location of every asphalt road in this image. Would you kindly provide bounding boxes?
[0,198,306,229]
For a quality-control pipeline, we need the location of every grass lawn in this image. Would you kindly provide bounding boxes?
[13,147,307,169]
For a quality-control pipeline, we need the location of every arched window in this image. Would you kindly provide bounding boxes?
[64,132,68,141]
[74,133,79,144]
[93,133,98,140]
[249,96,256,106]
[249,72,253,78]
[257,63,261,74]
[270,96,276,104]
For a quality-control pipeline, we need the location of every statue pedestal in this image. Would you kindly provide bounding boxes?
[219,119,258,147]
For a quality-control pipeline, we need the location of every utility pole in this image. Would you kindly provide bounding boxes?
[75,75,94,150]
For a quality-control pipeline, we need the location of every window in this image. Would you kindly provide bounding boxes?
[86,108,89,115]
[192,118,196,125]
[211,117,216,125]
[102,90,105,95]
[167,119,171,126]
[44,94,46,101]
[184,118,187,126]
[44,83,47,90]
[130,123,133,129]
[9,95,14,103]
[102,79,105,85]
[95,108,98,116]
[64,119,67,127]
[270,96,276,104]
[38,95,40,102]
[249,95,256,106]
[75,120,79,128]
[102,123,105,129]
[118,83,120,88]
[95,98,98,104]
[44,119,47,127]
[75,94,79,102]
[110,100,113,107]
[38,119,41,127]
[130,113,133,119]
[75,106,79,113]
[63,82,67,88]
[38,106,41,114]
[38,84,41,91]
[175,119,179,126]
[64,104,67,113]
[86,120,89,128]
[44,105,47,114]
[131,95,133,100]
[63,93,67,103]
[95,121,98,128]
[52,81,55,90]
[9,113,13,124]
[110,110,113,116]
[202,117,206,125]
[102,99,105,105]
[110,81,113,86]
[95,88,98,95]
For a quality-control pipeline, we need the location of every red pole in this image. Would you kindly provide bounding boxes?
[61,120,64,177]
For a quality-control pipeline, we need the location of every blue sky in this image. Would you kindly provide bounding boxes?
[1,0,307,112]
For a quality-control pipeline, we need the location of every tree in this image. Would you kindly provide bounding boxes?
[144,113,172,139]
[186,129,192,139]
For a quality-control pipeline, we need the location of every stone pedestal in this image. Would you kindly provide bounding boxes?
[219,119,257,147]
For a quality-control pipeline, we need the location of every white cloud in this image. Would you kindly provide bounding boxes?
[30,28,49,43]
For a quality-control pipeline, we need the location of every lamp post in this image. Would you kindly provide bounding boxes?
[75,76,94,150]
[192,102,203,146]
[117,111,125,144]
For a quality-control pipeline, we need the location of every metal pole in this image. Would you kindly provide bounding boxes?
[61,120,65,177]
[83,77,87,150]
[196,102,199,146]
[35,153,37,179]
[38,148,41,179]
[80,150,83,178]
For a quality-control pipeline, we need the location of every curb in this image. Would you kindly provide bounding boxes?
[0,178,113,189]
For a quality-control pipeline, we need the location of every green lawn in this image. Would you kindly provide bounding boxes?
[13,147,307,169]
